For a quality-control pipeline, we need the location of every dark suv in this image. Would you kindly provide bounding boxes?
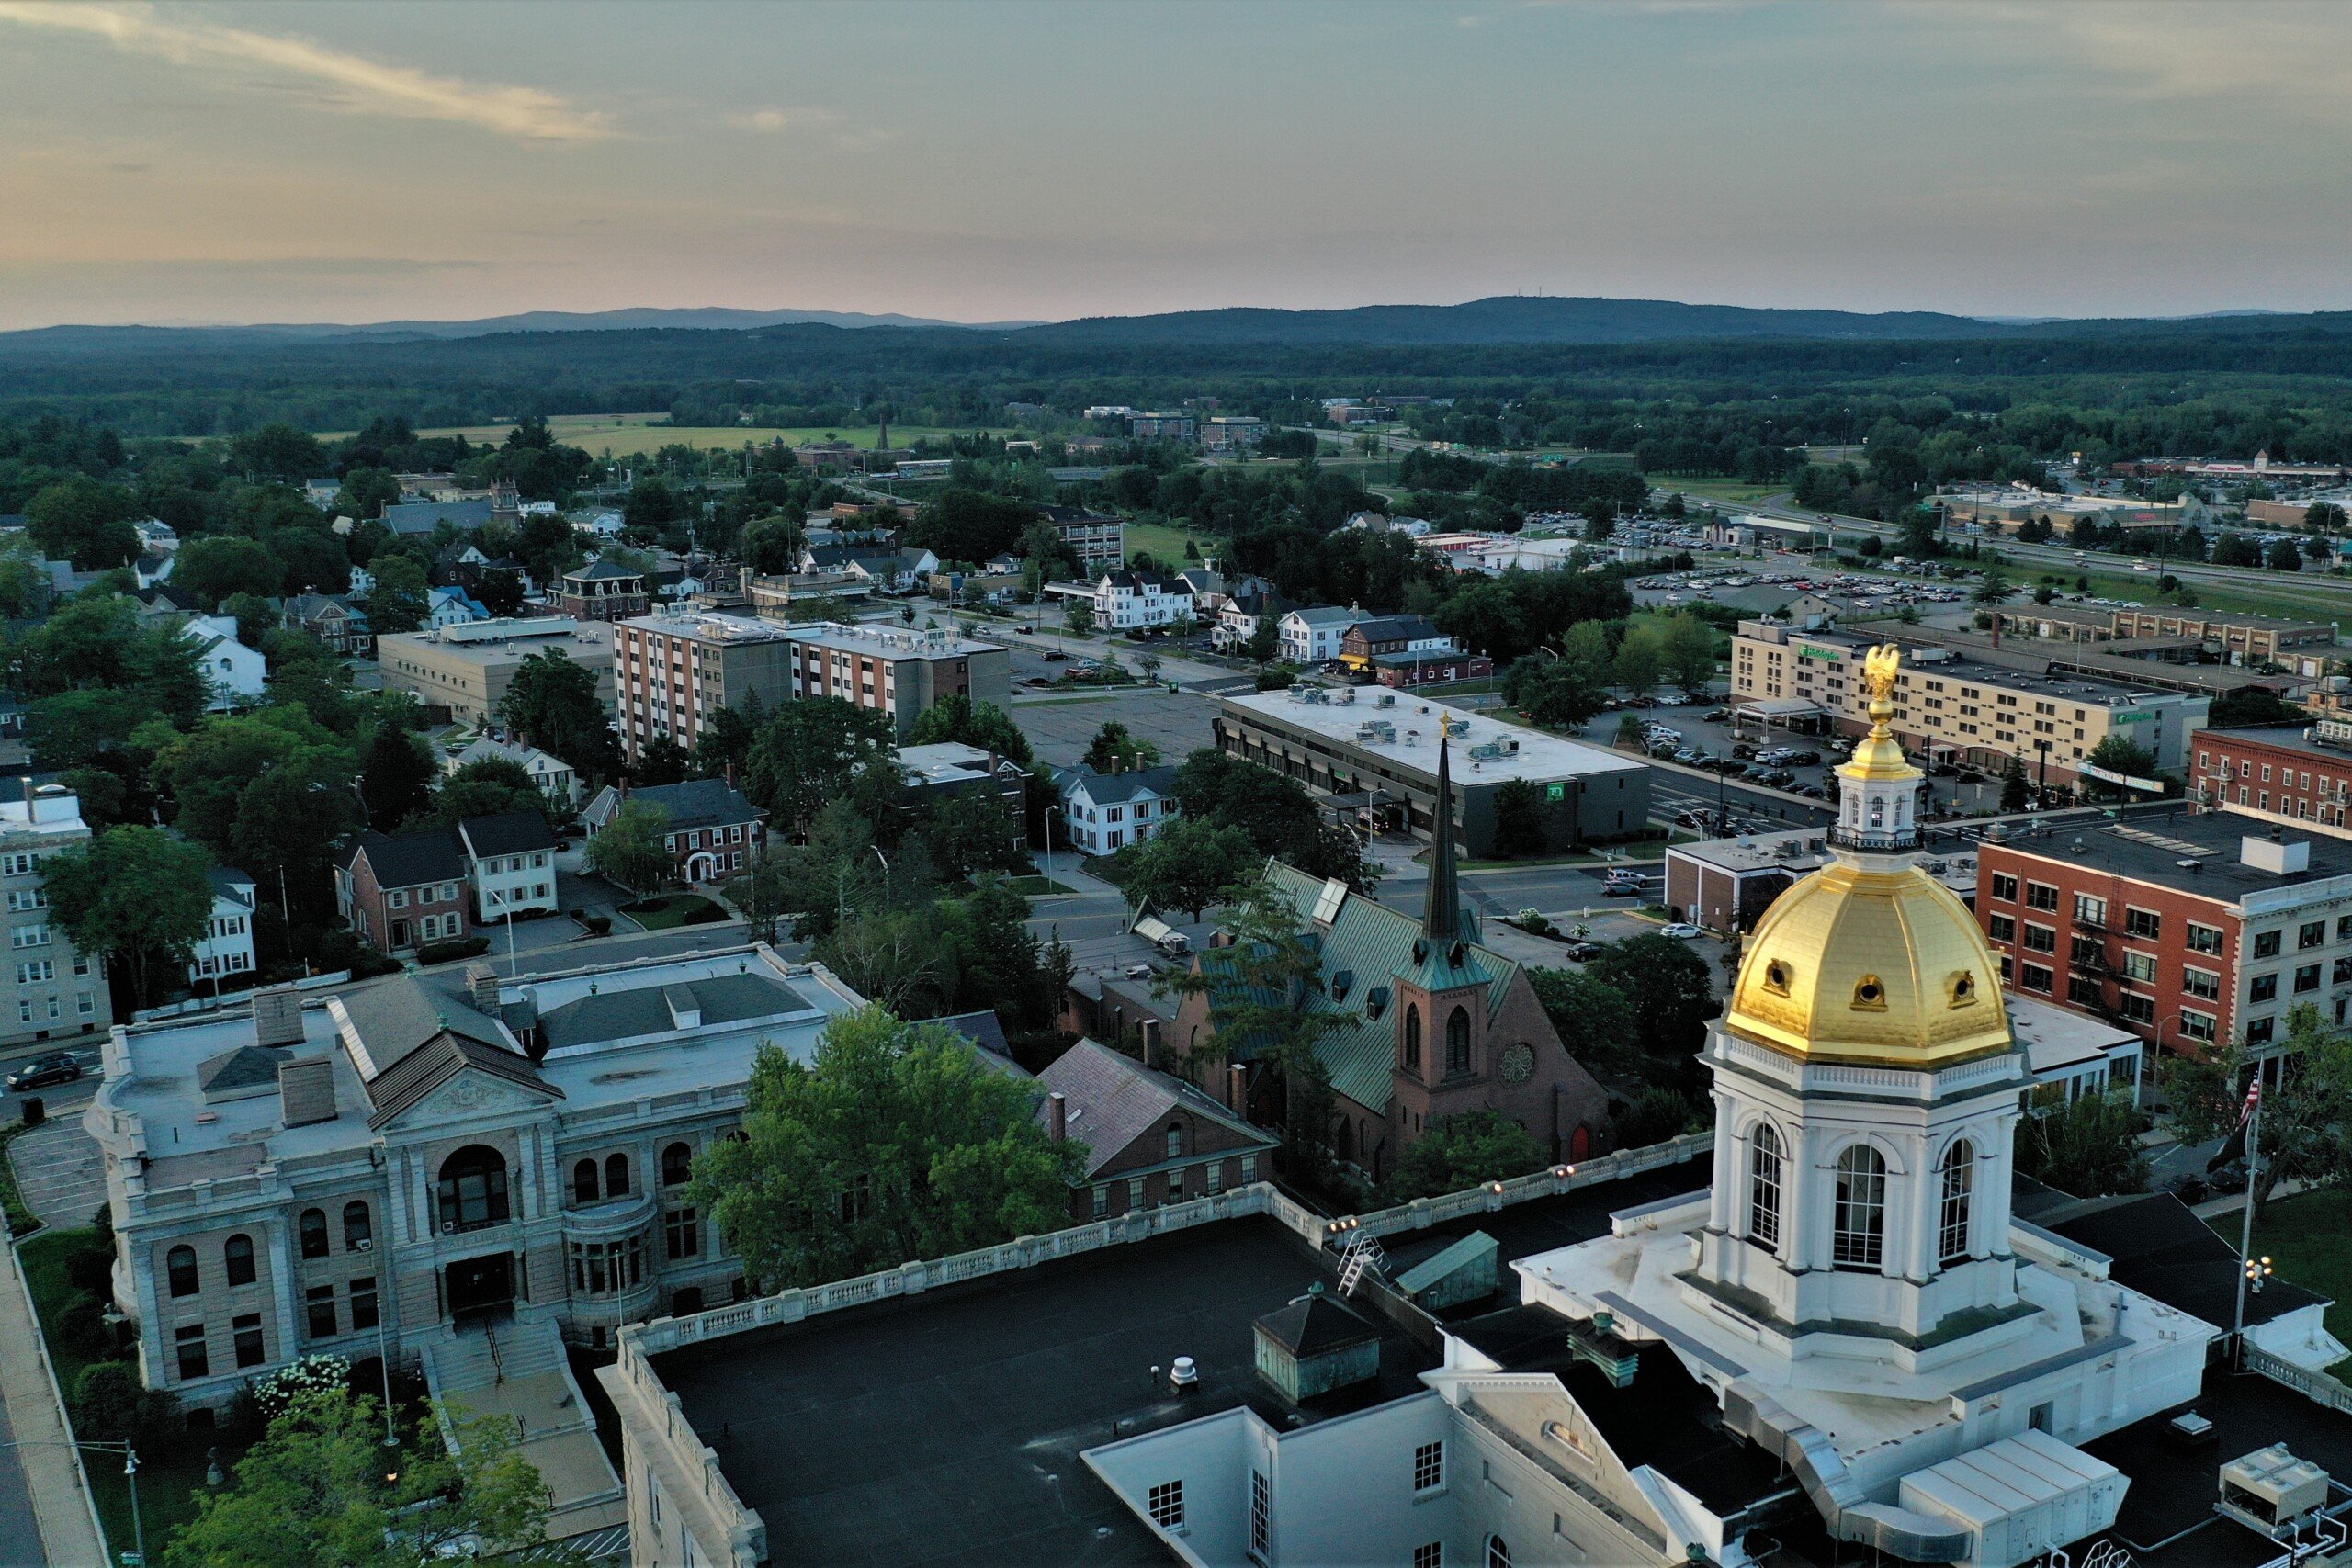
[6,1052,80,1092]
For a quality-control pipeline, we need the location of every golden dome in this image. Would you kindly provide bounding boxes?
[1724,861,2010,1066]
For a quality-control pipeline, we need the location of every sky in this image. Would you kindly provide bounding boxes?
[6,0,2352,330]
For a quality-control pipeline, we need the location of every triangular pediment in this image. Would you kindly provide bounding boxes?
[379,1065,558,1130]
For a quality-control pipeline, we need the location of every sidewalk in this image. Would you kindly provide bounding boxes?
[0,1236,105,1566]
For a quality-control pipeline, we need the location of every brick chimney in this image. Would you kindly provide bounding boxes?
[1227,1063,1247,1117]
[1048,1091,1068,1143]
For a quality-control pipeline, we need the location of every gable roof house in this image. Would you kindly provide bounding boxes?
[282,593,372,656]
[580,777,763,883]
[1049,762,1182,857]
[1278,604,1363,665]
[179,615,267,711]
[1170,742,1610,1180]
[445,736,581,809]
[1035,1039,1280,1221]
[1090,570,1192,630]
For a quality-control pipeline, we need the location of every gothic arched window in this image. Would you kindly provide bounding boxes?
[1403,1004,1421,1068]
[1444,1007,1471,1076]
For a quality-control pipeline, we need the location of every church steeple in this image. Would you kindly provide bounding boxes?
[1424,737,1461,941]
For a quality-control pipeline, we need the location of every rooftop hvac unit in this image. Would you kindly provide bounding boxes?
[1333,688,1356,705]
[1377,693,1397,707]
[2221,1445,2331,1532]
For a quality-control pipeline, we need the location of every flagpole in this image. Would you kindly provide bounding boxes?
[2233,1078,2264,1361]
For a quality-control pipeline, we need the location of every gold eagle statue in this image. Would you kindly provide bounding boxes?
[1863,643,1902,704]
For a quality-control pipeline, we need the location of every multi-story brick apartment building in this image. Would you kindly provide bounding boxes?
[613,611,796,762]
[552,558,650,622]
[376,617,616,725]
[782,621,1011,739]
[1975,808,2352,1061]
[1731,623,2208,790]
[0,781,112,1049]
[2189,723,2352,831]
[1036,503,1124,570]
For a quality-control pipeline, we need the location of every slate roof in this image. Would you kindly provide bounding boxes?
[535,972,809,1052]
[1049,762,1179,807]
[206,866,257,909]
[1191,859,1507,1114]
[583,777,759,833]
[935,1009,1013,1061]
[347,829,466,889]
[566,558,645,583]
[1035,1038,1274,1179]
[382,498,493,536]
[365,1031,558,1128]
[337,973,511,1078]
[457,809,557,859]
[1346,614,1444,645]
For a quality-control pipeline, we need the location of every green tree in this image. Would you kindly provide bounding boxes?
[27,477,141,569]
[227,422,326,481]
[358,722,437,831]
[1611,625,1664,697]
[1488,778,1549,859]
[1082,720,1159,773]
[1529,965,1640,1079]
[332,465,401,522]
[2266,537,2305,572]
[1123,817,1257,919]
[1658,612,1718,694]
[1588,934,1719,1063]
[2305,501,2347,531]
[173,535,282,608]
[586,799,673,894]
[1169,747,1378,891]
[1165,869,1350,1178]
[743,695,899,834]
[1064,598,1095,637]
[222,591,277,651]
[904,693,1034,766]
[740,514,802,576]
[44,826,213,1006]
[1999,754,2030,811]
[360,554,429,636]
[1245,618,1282,666]
[2016,1088,2148,1198]
[499,649,617,778]
[633,735,691,786]
[1387,1110,1546,1200]
[688,1005,1087,1290]
[165,1386,556,1568]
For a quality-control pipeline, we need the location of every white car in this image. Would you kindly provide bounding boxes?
[1658,922,1703,939]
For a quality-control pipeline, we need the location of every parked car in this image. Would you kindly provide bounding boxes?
[6,1052,80,1092]
[1043,649,1069,662]
[1787,750,1822,766]
[1602,879,1644,898]
[1658,922,1703,939]
[1702,707,1731,722]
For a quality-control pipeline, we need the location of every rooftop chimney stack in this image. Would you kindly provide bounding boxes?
[277,1056,337,1127]
[1048,1092,1068,1144]
[250,985,306,1048]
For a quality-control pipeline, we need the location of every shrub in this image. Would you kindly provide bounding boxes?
[256,1353,351,1417]
[72,1361,175,1441]
[683,901,729,926]
[414,936,492,966]
[64,1243,113,1296]
[582,914,612,935]
[59,1297,115,1359]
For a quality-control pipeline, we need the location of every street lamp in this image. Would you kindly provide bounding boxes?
[0,1438,142,1567]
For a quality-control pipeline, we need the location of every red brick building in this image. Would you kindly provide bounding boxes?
[1035,1039,1279,1221]
[578,777,763,884]
[2188,725,2352,831]
[336,831,470,954]
[1975,809,2352,1061]
[553,559,650,623]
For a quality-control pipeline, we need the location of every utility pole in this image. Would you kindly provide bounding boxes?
[2233,1079,2265,1363]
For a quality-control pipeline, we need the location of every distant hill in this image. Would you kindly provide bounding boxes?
[1010,295,2016,345]
[2,305,1037,352]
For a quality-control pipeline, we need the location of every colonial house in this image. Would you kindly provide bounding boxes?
[579,777,763,883]
[1337,614,1456,672]
[426,586,491,628]
[1278,604,1362,665]
[455,810,560,924]
[179,615,267,710]
[1032,1039,1281,1222]
[283,594,372,657]
[1050,762,1181,856]
[444,737,581,809]
[553,559,650,623]
[1210,584,1297,653]
[1089,570,1191,631]
[336,830,470,954]
[134,552,175,591]
[1170,743,1611,1180]
[188,866,259,989]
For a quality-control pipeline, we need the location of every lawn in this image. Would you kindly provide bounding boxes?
[617,893,730,931]
[1654,477,1778,505]
[2213,1188,2352,1354]
[21,1227,224,1555]
[1121,519,1205,569]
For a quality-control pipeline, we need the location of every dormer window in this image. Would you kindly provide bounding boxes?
[1330,970,1353,1003]
[1365,987,1389,1021]
[1948,971,1977,1007]
[1763,961,1792,997]
[1852,976,1887,1010]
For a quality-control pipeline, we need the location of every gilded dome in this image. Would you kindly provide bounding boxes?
[1724,858,2011,1066]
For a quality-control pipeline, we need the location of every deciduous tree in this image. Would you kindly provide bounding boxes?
[1387,1110,1546,1200]
[44,826,213,1007]
[585,799,672,894]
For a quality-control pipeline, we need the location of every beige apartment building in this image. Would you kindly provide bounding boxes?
[376,617,616,724]
[0,781,113,1050]
[784,621,1012,738]
[615,612,797,761]
[1731,622,2208,787]
[2106,607,2335,671]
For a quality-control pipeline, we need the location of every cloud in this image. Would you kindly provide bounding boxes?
[2007,2,2352,127]
[0,1,614,141]
[729,107,841,134]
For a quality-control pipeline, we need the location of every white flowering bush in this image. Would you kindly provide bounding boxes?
[255,1352,349,1416]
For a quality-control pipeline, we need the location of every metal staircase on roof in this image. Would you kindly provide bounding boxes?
[1338,1231,1388,1297]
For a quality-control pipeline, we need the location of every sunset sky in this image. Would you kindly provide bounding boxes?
[6,0,2351,330]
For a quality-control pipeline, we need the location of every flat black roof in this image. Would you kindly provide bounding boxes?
[653,1218,1434,1567]
[1990,805,2352,900]
[2202,725,2352,764]
[2045,1192,2327,1333]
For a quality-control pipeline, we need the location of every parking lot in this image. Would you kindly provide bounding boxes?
[1012,685,1217,771]
[1621,699,2007,820]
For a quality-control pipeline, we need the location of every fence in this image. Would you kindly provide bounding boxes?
[2246,1345,2352,1416]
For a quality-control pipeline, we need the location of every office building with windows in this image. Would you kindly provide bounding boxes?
[614,611,797,762]
[782,621,1011,739]
[1975,807,2352,1061]
[0,781,112,1049]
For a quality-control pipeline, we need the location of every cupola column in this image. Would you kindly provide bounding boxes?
[1901,1139,1939,1282]
[1783,1122,1825,1273]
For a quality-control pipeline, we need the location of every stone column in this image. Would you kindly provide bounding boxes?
[260,1212,301,1362]
[1782,1120,1823,1274]
[1708,1089,1740,1235]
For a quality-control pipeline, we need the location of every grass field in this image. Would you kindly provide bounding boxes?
[311,412,1008,457]
[2211,1189,2352,1356]
[1123,519,1204,567]
[1656,477,1778,505]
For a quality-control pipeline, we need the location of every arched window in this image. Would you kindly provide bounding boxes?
[437,1145,510,1232]
[1938,1140,1975,1266]
[1165,1122,1186,1160]
[1403,1004,1421,1068]
[298,1208,328,1260]
[573,1159,600,1204]
[223,1233,255,1287]
[1832,1145,1886,1270]
[1487,1535,1513,1568]
[662,1143,693,1187]
[167,1245,198,1298]
[605,1152,630,1198]
[1747,1125,1783,1250]
[343,1201,372,1252]
[1444,1008,1472,1076]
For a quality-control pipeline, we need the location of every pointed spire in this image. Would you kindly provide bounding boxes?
[1425,737,1460,941]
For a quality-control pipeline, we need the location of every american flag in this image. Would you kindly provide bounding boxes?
[2242,1077,2262,1125]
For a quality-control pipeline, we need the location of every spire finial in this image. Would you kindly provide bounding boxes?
[1425,737,1460,941]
